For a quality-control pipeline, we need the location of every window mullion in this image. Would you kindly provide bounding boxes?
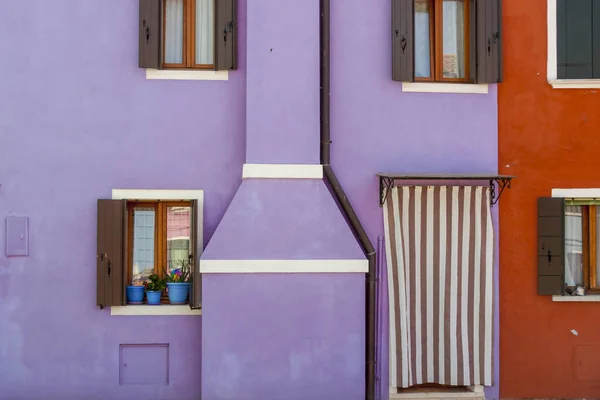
[434,0,443,81]
[590,206,597,289]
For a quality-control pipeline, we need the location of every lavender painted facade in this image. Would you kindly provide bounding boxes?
[0,1,499,400]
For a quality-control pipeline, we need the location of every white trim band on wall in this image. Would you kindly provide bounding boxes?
[200,259,369,273]
[242,164,323,179]
[551,188,600,198]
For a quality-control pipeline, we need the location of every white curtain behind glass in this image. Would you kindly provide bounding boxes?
[132,208,156,285]
[442,0,465,78]
[565,206,583,286]
[196,0,214,65]
[164,0,184,64]
[415,1,431,78]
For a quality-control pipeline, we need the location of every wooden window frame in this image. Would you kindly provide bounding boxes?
[161,0,215,70]
[578,205,600,292]
[414,0,470,83]
[127,200,193,302]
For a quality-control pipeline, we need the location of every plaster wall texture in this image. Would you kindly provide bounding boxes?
[499,0,600,397]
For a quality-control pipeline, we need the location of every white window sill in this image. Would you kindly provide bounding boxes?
[145,69,229,81]
[548,79,600,89]
[390,385,484,399]
[110,305,202,316]
[402,82,489,94]
[552,295,600,302]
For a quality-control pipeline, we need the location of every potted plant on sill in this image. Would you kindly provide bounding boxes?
[126,281,145,304]
[145,274,166,305]
[164,261,191,305]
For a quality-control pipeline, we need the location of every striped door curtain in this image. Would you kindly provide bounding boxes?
[383,186,494,388]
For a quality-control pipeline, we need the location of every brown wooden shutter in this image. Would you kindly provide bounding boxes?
[473,0,502,83]
[215,0,237,71]
[392,0,414,82]
[139,0,161,69]
[189,199,201,309]
[97,200,127,308]
[538,197,565,296]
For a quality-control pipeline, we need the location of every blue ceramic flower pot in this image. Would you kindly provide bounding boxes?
[146,291,162,305]
[167,282,191,304]
[126,286,145,304]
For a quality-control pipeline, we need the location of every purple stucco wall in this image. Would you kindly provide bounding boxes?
[202,179,364,260]
[0,0,499,399]
[245,0,320,164]
[0,0,246,399]
[329,1,499,398]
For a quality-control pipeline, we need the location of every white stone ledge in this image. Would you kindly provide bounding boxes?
[549,79,600,89]
[552,295,600,302]
[145,69,228,81]
[200,259,368,273]
[110,305,202,316]
[401,82,489,94]
[242,164,323,179]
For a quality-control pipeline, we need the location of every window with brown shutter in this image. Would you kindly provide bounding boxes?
[538,197,600,296]
[392,0,502,83]
[139,0,237,71]
[97,198,202,308]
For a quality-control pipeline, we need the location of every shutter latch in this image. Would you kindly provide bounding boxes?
[142,20,151,44]
[223,21,235,44]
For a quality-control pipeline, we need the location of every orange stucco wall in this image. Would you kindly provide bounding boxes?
[499,0,600,398]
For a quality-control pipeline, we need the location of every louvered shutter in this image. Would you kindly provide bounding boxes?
[215,0,237,70]
[97,200,127,308]
[392,0,415,82]
[189,200,202,309]
[472,0,502,83]
[538,197,565,296]
[139,0,161,69]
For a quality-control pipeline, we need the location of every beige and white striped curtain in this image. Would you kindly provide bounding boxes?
[383,186,494,388]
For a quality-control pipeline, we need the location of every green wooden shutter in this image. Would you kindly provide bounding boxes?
[190,200,201,309]
[392,0,414,82]
[538,197,565,296]
[97,200,127,308]
[473,0,502,83]
[139,0,162,69]
[215,0,237,71]
[557,0,597,79]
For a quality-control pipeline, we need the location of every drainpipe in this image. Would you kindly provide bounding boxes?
[319,1,377,400]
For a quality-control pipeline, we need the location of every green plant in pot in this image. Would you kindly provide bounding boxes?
[164,260,192,304]
[145,274,166,305]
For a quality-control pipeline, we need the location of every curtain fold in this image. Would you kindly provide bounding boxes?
[383,186,494,388]
[196,0,214,65]
[164,0,184,64]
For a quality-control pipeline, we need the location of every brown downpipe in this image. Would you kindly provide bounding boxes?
[319,1,377,399]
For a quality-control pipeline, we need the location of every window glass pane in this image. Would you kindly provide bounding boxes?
[164,0,184,64]
[415,0,432,78]
[196,0,214,64]
[442,0,466,79]
[132,208,156,285]
[167,206,191,272]
[565,206,584,286]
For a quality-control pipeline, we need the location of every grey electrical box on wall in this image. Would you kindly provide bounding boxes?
[6,216,29,257]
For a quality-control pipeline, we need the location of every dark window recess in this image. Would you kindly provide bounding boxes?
[538,197,565,296]
[138,0,237,71]
[392,0,502,83]
[557,0,600,79]
[97,199,128,308]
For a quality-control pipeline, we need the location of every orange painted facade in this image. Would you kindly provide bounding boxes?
[499,0,600,398]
